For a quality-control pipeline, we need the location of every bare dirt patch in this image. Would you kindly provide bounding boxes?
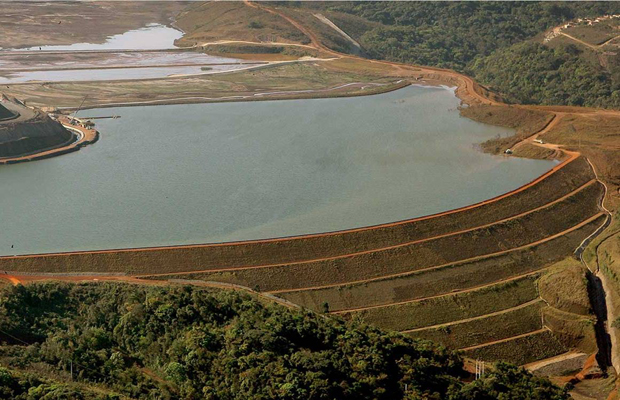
[174,2,309,47]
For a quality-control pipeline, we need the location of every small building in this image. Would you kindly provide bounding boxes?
[504,149,513,155]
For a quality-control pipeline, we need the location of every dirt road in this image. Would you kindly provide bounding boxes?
[401,299,544,333]
[460,328,550,351]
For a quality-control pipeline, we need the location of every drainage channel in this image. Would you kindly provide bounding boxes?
[576,183,613,372]
[586,270,613,370]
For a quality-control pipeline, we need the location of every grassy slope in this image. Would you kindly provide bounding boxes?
[406,301,546,349]
[340,276,540,331]
[276,216,605,314]
[459,105,554,154]
[538,259,598,354]
[174,2,309,47]
[539,259,592,316]
[465,330,567,366]
[193,182,603,293]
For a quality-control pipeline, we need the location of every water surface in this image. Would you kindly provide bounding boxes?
[0,86,556,256]
[0,52,247,70]
[0,64,254,83]
[11,24,183,52]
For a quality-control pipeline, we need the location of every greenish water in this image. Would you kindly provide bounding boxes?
[0,85,555,256]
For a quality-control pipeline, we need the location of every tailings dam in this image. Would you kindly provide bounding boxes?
[0,85,555,256]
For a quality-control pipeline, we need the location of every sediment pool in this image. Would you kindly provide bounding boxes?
[9,24,183,52]
[0,85,556,256]
[0,63,254,84]
[0,52,241,70]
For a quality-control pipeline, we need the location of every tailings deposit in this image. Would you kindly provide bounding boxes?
[0,85,556,256]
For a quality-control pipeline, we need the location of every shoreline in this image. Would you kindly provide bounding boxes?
[0,116,98,165]
[0,27,609,265]
[0,61,579,259]
[0,150,576,261]
[58,79,410,111]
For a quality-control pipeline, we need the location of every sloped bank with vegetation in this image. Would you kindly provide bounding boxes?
[0,282,570,399]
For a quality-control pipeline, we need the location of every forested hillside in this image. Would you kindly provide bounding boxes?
[0,283,568,399]
[316,1,620,108]
[470,42,620,108]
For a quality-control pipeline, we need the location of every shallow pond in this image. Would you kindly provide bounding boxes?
[9,24,183,52]
[0,63,256,83]
[0,85,556,256]
[0,51,248,70]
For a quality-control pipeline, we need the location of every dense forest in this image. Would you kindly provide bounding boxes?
[0,282,568,399]
[320,2,620,108]
[470,42,620,108]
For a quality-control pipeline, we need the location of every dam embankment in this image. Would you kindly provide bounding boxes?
[0,155,588,275]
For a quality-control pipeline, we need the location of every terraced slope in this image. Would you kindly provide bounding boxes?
[133,156,604,365]
[0,155,599,367]
[0,156,594,274]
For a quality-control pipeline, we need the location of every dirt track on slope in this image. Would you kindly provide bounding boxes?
[401,299,545,333]
[460,328,550,351]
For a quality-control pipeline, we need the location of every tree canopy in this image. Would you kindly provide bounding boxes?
[0,282,569,399]
[320,1,620,108]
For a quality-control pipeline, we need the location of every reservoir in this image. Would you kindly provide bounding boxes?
[0,85,556,256]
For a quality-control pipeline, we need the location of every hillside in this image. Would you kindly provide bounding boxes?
[174,1,310,47]
[0,104,16,121]
[173,2,620,108]
[0,282,569,400]
[303,2,620,109]
[0,100,74,159]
